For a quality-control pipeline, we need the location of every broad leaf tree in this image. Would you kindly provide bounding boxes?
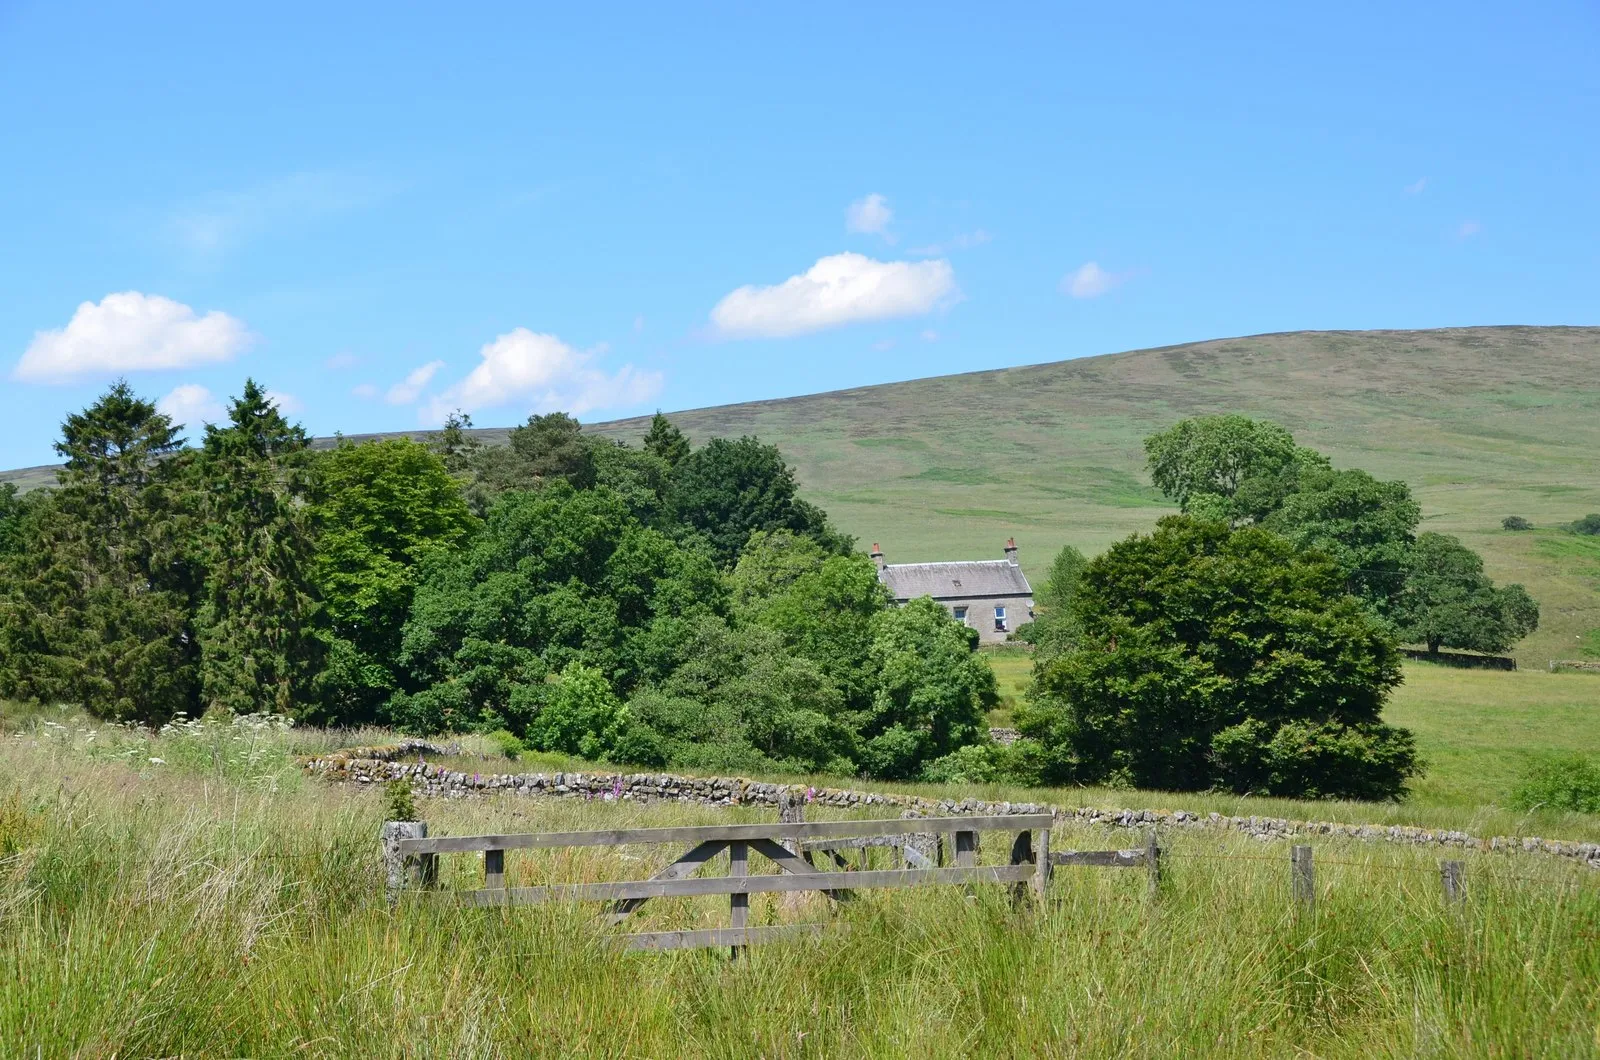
[393,483,723,734]
[1018,516,1417,799]
[859,597,996,780]
[307,438,478,725]
[1262,467,1420,613]
[667,435,848,566]
[1394,532,1540,654]
[1144,414,1329,525]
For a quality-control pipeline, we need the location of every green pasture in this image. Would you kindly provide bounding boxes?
[2,726,1597,1058]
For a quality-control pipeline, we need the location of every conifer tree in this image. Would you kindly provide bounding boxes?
[192,380,322,715]
[0,381,199,721]
[642,411,690,467]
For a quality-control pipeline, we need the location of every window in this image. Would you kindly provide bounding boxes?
[953,606,968,624]
[993,606,1007,632]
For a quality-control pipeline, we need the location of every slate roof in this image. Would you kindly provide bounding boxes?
[879,560,1032,601]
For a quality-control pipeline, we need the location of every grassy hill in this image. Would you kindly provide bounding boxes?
[7,325,1599,664]
[590,325,1600,667]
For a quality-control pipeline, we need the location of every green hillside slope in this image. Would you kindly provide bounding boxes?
[590,326,1600,667]
[6,326,1598,664]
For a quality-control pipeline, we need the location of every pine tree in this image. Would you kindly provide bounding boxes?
[192,380,323,715]
[0,381,200,722]
[642,412,690,467]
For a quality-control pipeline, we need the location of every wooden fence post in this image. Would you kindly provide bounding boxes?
[954,830,978,867]
[381,820,437,899]
[1440,860,1464,905]
[1144,830,1161,897]
[1008,828,1034,908]
[778,789,804,856]
[1291,845,1314,914]
[484,848,505,890]
[1034,824,1052,902]
[729,840,749,958]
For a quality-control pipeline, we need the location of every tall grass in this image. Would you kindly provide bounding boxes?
[2,730,1597,1057]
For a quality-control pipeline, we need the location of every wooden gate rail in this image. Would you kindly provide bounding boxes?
[395,814,1048,854]
[390,813,1053,952]
[1050,831,1161,894]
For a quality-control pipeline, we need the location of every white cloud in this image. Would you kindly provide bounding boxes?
[710,252,957,339]
[846,193,894,239]
[424,329,662,423]
[157,384,225,427]
[351,382,379,400]
[169,170,385,257]
[1457,220,1482,239]
[385,360,445,405]
[921,329,939,343]
[871,339,897,352]
[909,229,991,256]
[15,292,251,383]
[1405,177,1428,195]
[266,389,302,415]
[325,351,361,370]
[1060,261,1129,299]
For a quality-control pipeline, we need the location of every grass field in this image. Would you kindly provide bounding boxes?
[1388,663,1600,809]
[2,719,1597,1058]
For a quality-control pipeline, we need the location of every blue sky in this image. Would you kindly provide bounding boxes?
[2,2,1596,469]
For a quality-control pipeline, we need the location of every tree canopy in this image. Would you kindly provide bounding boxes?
[1017,516,1417,799]
[667,435,848,566]
[1393,532,1539,654]
[1144,414,1329,525]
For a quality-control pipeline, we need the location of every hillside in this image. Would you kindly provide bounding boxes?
[7,326,1598,664]
[593,325,1600,667]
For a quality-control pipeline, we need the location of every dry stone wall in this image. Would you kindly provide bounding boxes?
[302,749,1600,870]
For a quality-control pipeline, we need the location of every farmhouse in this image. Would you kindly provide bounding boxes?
[872,538,1034,645]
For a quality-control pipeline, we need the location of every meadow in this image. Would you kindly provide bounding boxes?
[4,656,1600,1058]
[2,717,1598,1058]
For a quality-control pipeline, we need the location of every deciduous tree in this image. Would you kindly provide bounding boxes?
[1393,532,1540,654]
[1018,516,1416,799]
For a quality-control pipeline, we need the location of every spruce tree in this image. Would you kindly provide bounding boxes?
[192,380,322,715]
[642,411,690,467]
[0,381,200,722]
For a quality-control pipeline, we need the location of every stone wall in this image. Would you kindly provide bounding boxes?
[303,749,1600,870]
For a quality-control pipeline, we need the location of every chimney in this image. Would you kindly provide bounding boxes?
[870,542,885,570]
[1004,537,1018,565]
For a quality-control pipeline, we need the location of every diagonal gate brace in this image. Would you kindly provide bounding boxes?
[607,840,727,923]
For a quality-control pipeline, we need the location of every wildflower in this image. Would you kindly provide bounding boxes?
[806,786,815,804]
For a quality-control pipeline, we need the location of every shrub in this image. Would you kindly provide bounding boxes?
[384,779,419,822]
[486,729,525,760]
[920,741,1042,786]
[1210,719,1421,801]
[524,663,630,760]
[1501,516,1533,531]
[1567,513,1600,536]
[1509,754,1600,814]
